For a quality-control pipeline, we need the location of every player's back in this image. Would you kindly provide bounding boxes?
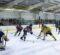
[41,25,51,33]
[0,31,4,37]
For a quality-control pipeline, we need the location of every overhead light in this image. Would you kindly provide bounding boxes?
[4,8,15,11]
[0,8,29,12]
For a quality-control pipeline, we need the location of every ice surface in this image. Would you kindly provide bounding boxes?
[0,25,60,55]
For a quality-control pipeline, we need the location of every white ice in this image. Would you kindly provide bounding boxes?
[0,24,60,55]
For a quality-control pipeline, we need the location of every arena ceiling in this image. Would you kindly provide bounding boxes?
[0,0,60,13]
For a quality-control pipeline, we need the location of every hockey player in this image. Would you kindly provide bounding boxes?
[54,20,59,31]
[55,21,60,34]
[0,30,9,49]
[38,23,56,41]
[58,26,60,34]
[20,24,33,41]
[56,25,60,34]
[15,23,23,36]
[58,22,60,34]
[0,31,4,43]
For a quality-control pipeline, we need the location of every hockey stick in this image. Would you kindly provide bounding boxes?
[37,30,42,39]
[32,33,39,39]
[33,34,38,37]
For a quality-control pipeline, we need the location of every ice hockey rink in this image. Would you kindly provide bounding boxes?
[0,0,60,55]
[0,24,60,55]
